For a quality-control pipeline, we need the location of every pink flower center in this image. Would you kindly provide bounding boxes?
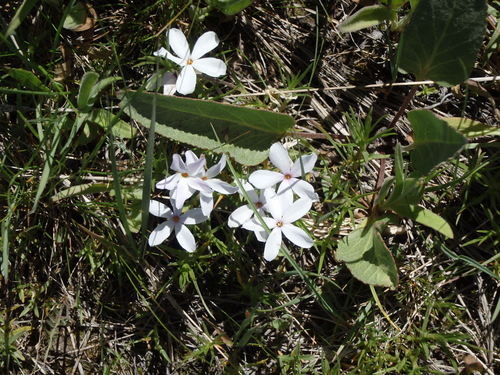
[173,215,180,223]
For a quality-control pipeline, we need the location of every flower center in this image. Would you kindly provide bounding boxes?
[276,220,283,227]
[186,58,193,65]
[201,176,208,181]
[181,172,189,178]
[255,201,263,209]
[284,173,292,180]
[172,215,181,223]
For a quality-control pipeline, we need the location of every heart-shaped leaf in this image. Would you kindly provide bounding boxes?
[120,91,295,165]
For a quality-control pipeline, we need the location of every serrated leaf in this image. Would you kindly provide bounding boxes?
[89,109,137,138]
[391,204,454,238]
[336,224,399,288]
[441,117,500,138]
[339,5,392,32]
[120,91,295,166]
[77,71,99,112]
[8,68,49,92]
[397,0,487,85]
[408,110,467,177]
[63,1,88,30]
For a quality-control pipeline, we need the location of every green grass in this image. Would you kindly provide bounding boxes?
[1,0,499,374]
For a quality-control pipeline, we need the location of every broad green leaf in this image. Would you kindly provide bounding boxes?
[8,68,49,92]
[441,117,500,138]
[382,178,424,209]
[408,110,467,177]
[336,224,399,288]
[89,76,122,106]
[4,0,39,38]
[51,183,113,202]
[391,204,454,238]
[89,109,137,138]
[120,91,295,165]
[63,1,88,30]
[397,0,487,85]
[77,71,99,112]
[339,5,392,33]
[214,0,253,15]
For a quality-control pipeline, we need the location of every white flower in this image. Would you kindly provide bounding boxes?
[160,71,177,95]
[197,154,238,215]
[148,200,208,252]
[245,190,314,261]
[154,28,227,95]
[156,151,211,210]
[248,143,319,201]
[228,183,274,228]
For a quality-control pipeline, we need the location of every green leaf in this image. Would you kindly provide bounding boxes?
[8,68,49,92]
[89,76,122,106]
[120,91,295,165]
[336,224,399,288]
[397,0,487,85]
[408,110,467,177]
[77,71,99,112]
[213,0,253,15]
[339,5,392,33]
[391,204,454,238]
[382,178,424,209]
[4,0,39,38]
[441,117,500,138]
[51,183,113,202]
[89,109,137,138]
[63,1,88,30]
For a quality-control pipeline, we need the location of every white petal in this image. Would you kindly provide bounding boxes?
[172,179,194,209]
[187,157,206,176]
[242,217,274,232]
[206,154,226,178]
[276,181,294,205]
[254,230,268,242]
[291,153,317,177]
[168,28,190,61]
[184,150,199,165]
[191,31,219,60]
[264,189,285,219]
[269,143,293,173]
[291,179,319,201]
[183,208,209,225]
[228,205,254,228]
[192,58,226,77]
[170,154,186,172]
[166,51,184,66]
[200,192,214,216]
[175,224,197,252]
[161,72,177,95]
[148,221,174,246]
[282,198,312,223]
[249,170,283,189]
[156,173,179,190]
[153,47,168,58]
[176,65,197,95]
[282,224,313,248]
[149,200,172,218]
[264,228,282,261]
[206,179,238,194]
[187,178,212,193]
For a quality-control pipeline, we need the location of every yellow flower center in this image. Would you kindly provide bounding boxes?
[284,173,292,180]
[181,172,189,178]
[186,58,193,65]
[276,221,283,227]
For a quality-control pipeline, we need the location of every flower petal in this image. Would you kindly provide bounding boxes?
[187,177,212,193]
[206,155,226,178]
[153,47,168,58]
[166,51,184,66]
[175,224,197,252]
[282,224,313,248]
[206,179,238,194]
[187,157,206,176]
[176,65,197,95]
[264,189,286,219]
[156,173,179,190]
[170,154,186,172]
[192,58,226,77]
[291,153,317,177]
[183,208,209,225]
[249,170,283,189]
[264,228,282,261]
[290,179,319,201]
[282,198,312,223]
[148,221,174,246]
[184,150,200,165]
[254,230,268,243]
[200,192,213,216]
[168,28,190,61]
[161,72,177,95]
[228,205,254,228]
[191,31,219,60]
[149,200,172,218]
[269,143,293,173]
[172,179,194,209]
